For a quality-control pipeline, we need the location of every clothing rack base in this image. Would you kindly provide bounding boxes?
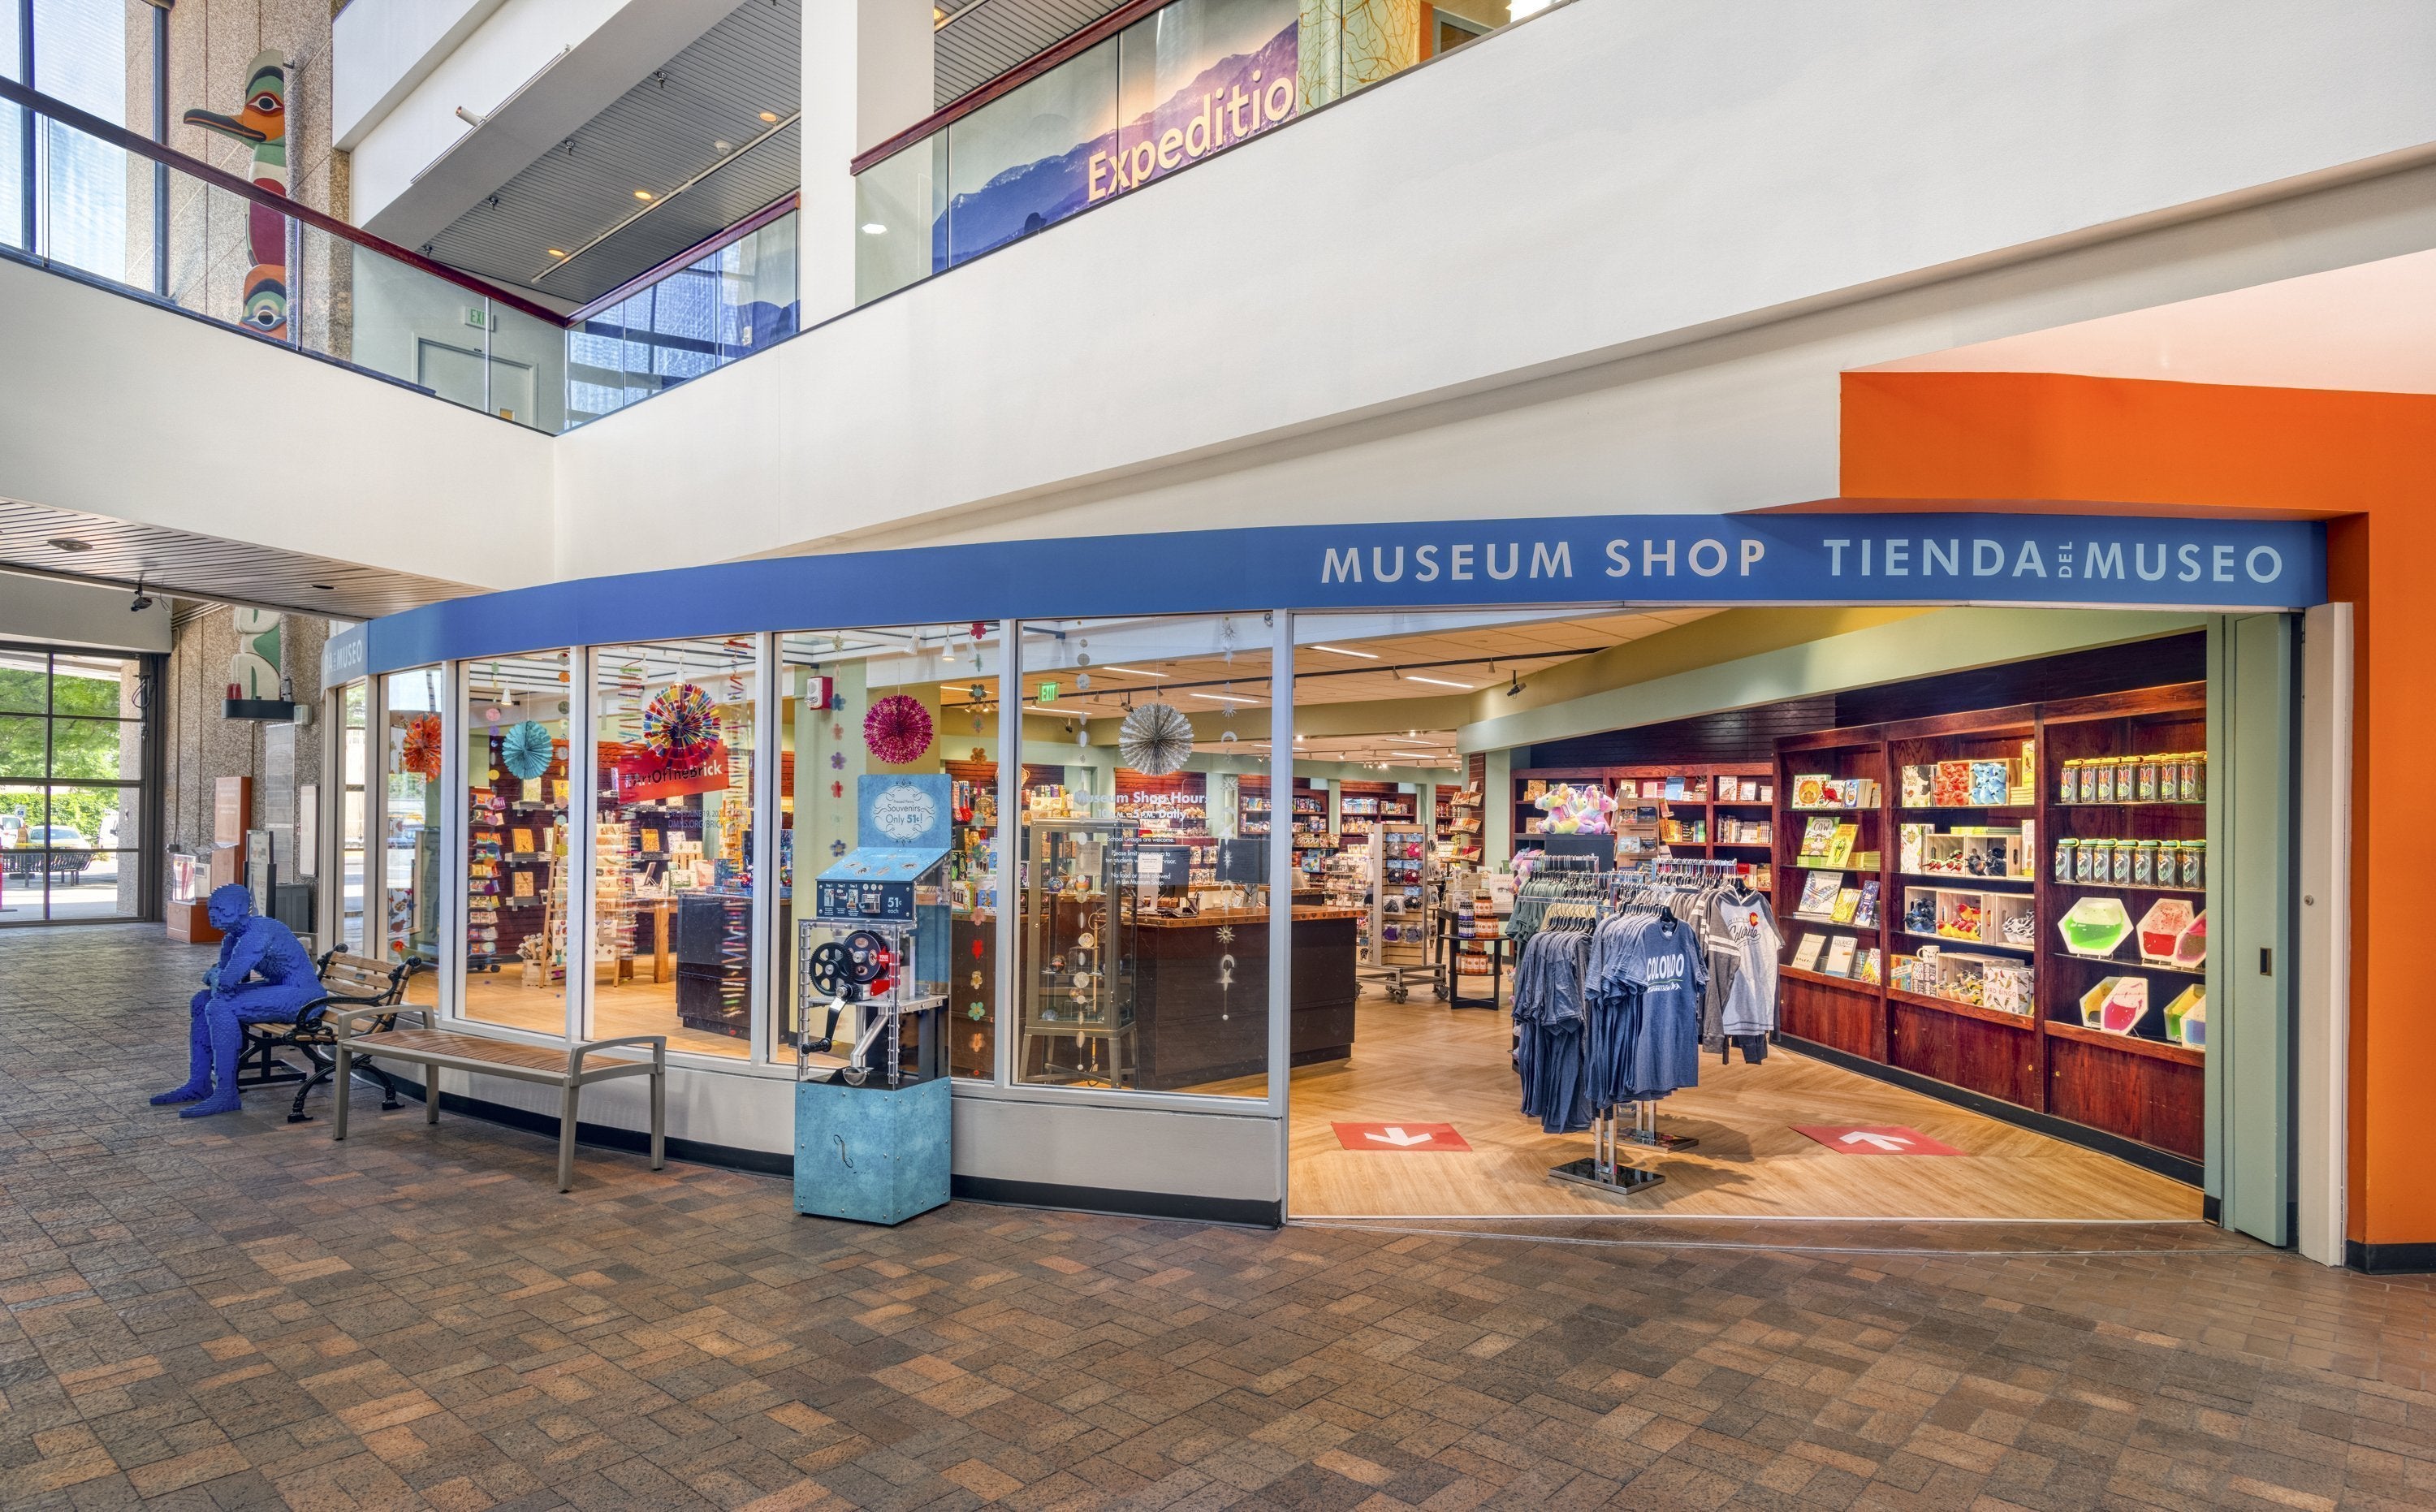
[1549,1155,1665,1198]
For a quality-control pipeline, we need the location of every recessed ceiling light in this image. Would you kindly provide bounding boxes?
[758,110,779,123]
[633,188,654,200]
[859,222,887,235]
[713,140,735,154]
[1311,644,1376,659]
[1405,675,1472,689]
[45,537,93,552]
[546,248,567,258]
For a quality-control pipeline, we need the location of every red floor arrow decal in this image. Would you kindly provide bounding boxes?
[1332,1121,1471,1152]
[1792,1124,1967,1156]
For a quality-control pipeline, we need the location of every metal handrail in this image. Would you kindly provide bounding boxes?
[0,73,568,326]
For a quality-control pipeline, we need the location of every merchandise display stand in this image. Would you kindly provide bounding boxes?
[1548,1107,1667,1196]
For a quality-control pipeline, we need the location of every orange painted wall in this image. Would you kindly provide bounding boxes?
[1839,369,2436,1248]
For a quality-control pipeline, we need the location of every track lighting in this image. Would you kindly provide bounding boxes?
[1506,671,1524,698]
[128,576,154,613]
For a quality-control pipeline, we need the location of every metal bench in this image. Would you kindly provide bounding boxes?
[235,951,415,1123]
[326,1007,666,1191]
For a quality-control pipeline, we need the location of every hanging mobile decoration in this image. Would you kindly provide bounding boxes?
[400,714,443,780]
[863,693,934,762]
[500,719,555,780]
[1076,638,1091,667]
[643,682,719,759]
[1118,702,1194,775]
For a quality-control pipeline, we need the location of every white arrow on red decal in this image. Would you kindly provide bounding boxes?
[1364,1126,1433,1147]
[1839,1131,1911,1151]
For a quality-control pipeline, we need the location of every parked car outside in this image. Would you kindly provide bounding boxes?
[6,825,90,882]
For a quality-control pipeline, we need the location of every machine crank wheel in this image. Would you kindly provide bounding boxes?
[810,930,891,1000]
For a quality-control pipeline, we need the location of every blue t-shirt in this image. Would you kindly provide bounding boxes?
[1623,913,1706,1099]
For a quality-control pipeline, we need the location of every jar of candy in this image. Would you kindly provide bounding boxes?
[2076,760,2099,804]
[2136,756,2160,803]
[2061,760,2084,805]
[2132,839,2156,887]
[2054,837,2077,883]
[2188,751,2208,804]
[2114,756,2139,803]
[2156,841,2179,888]
[2112,838,2134,883]
[2182,838,2205,889]
[2075,839,2097,883]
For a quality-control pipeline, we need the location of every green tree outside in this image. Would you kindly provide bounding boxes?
[0,667,137,851]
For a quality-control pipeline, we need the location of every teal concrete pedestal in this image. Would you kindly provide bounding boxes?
[793,1075,951,1225]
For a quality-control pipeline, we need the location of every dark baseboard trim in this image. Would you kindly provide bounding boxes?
[387,1082,1282,1225]
[953,1175,1283,1229]
[1773,1034,2206,1189]
[2203,1193,2222,1224]
[2346,1239,2436,1274]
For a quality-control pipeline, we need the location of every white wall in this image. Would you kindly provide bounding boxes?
[333,0,511,149]
[0,257,555,590]
[0,570,172,653]
[556,0,2436,578]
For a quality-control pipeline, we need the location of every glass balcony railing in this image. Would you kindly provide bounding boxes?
[853,0,1541,303]
[0,76,797,435]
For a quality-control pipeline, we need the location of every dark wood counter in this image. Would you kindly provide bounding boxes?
[1132,909,1360,1091]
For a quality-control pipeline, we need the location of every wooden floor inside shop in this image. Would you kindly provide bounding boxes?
[1287,991,2202,1220]
[458,970,754,1059]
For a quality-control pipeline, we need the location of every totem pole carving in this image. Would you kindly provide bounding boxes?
[183,50,289,339]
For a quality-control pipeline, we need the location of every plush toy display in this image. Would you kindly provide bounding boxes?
[150,884,322,1118]
[1532,782,1616,835]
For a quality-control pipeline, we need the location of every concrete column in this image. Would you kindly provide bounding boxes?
[801,0,935,323]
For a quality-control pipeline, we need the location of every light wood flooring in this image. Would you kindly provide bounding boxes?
[460,973,753,1058]
[1286,994,2204,1221]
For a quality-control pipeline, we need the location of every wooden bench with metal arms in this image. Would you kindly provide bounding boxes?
[235,952,416,1123]
[326,1007,666,1191]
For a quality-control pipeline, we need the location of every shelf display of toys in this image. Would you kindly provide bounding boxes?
[2164,985,2207,1048]
[1903,885,2034,950]
[2057,896,2133,957]
[1531,782,1616,834]
[1902,823,2032,879]
[2080,975,2155,1035]
[2060,751,2205,806]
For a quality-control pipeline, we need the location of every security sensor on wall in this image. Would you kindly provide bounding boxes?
[128,576,153,613]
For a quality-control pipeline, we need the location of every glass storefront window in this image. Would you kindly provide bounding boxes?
[589,638,760,1060]
[776,625,1002,1078]
[384,667,443,1007]
[459,652,572,1031]
[0,646,147,923]
[1015,616,1270,1096]
[338,680,367,953]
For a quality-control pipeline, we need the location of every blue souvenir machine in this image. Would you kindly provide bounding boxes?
[793,775,952,1225]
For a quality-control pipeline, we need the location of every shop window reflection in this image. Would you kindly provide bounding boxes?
[590,639,759,1060]
[459,652,572,1033]
[382,667,443,1008]
[339,680,367,953]
[776,627,1000,1078]
[1016,616,1271,1097]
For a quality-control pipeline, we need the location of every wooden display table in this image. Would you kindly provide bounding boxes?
[1130,907,1360,1091]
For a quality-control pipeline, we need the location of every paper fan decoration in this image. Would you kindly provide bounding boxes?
[400,714,443,780]
[1119,701,1194,775]
[643,682,719,759]
[864,694,934,764]
[499,720,555,780]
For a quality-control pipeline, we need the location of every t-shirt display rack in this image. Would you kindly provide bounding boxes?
[1772,681,2209,1182]
[1531,858,1754,1200]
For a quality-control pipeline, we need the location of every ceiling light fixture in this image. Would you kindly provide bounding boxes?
[1506,670,1524,698]
[633,188,654,200]
[1310,644,1377,659]
[546,248,567,258]
[1191,691,1260,704]
[45,537,93,552]
[860,222,886,235]
[1389,751,1438,760]
[1406,675,1472,689]
[759,110,780,123]
[1099,665,1165,676]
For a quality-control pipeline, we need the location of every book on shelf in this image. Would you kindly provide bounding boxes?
[1792,933,1826,972]
[1822,936,1859,976]
[1823,823,1859,867]
[1792,774,1830,808]
[1853,879,1881,928]
[1851,850,1881,871]
[1798,870,1844,916]
[1854,947,1881,984]
[1798,815,1838,858]
[1829,888,1861,924]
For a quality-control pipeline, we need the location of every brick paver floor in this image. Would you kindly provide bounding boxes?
[5,926,2435,1510]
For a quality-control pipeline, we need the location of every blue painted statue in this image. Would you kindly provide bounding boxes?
[152,883,319,1117]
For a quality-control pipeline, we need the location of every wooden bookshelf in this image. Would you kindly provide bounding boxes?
[1769,683,2209,1182]
[1511,762,1773,888]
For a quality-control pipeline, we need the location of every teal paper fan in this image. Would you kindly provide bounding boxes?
[500,719,555,780]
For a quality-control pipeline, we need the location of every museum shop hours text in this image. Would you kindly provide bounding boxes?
[1318,536,2289,586]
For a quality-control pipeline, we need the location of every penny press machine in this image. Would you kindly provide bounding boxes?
[793,775,952,1225]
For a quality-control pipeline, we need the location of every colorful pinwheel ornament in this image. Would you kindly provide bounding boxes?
[400,714,443,780]
[499,719,555,780]
[864,694,934,763]
[643,682,719,760]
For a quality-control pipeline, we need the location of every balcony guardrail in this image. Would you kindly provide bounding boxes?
[0,75,796,434]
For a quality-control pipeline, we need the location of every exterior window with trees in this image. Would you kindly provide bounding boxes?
[0,645,151,923]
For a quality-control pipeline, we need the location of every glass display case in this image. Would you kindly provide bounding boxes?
[1020,817,1142,1086]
